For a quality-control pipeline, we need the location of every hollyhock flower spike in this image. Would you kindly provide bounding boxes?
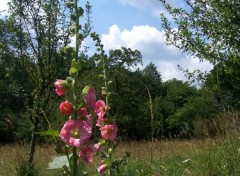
[100,124,118,141]
[54,79,68,96]
[85,86,96,109]
[60,100,74,116]
[79,146,94,163]
[60,120,92,147]
[95,100,106,119]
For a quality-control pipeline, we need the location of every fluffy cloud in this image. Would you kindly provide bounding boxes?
[102,24,213,81]
[0,0,10,16]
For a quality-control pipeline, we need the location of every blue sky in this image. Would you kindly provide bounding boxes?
[0,0,213,82]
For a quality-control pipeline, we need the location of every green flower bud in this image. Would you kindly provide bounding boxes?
[70,14,77,22]
[66,77,73,84]
[69,26,76,33]
[63,46,74,55]
[82,86,89,96]
[65,2,74,8]
[108,148,113,154]
[107,81,112,85]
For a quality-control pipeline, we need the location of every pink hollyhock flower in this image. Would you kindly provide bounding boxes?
[54,79,67,96]
[60,120,92,147]
[100,124,118,141]
[79,146,94,163]
[95,100,106,119]
[85,87,96,109]
[77,107,88,116]
[97,163,108,174]
[60,100,74,116]
[77,107,93,128]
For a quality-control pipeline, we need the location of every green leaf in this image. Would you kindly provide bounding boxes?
[35,129,59,137]
[48,155,72,169]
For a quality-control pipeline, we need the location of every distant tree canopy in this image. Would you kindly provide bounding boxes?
[159,0,240,109]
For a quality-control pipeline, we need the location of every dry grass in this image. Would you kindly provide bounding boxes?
[0,144,56,176]
[0,139,219,175]
[115,138,217,159]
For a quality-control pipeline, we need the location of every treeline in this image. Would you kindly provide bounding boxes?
[0,0,240,143]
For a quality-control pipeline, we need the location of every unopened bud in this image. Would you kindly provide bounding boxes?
[108,148,113,154]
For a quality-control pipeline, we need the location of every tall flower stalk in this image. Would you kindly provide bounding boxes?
[54,0,93,175]
[91,32,130,176]
[50,1,129,175]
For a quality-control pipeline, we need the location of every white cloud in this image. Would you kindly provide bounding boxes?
[0,0,10,16]
[118,0,188,18]
[102,24,213,81]
[119,0,160,9]
[118,0,162,17]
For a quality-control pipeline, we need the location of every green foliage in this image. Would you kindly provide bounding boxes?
[159,0,240,110]
[167,89,220,138]
[1,0,235,143]
[15,159,39,176]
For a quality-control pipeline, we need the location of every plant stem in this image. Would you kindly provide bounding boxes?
[103,56,109,107]
[146,85,154,175]
[72,0,80,175]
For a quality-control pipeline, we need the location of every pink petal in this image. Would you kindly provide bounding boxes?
[85,87,96,109]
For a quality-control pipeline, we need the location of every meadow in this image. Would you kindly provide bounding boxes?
[1,132,240,176]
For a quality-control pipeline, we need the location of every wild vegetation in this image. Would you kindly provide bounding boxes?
[0,0,240,175]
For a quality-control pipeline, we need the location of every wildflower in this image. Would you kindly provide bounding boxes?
[79,147,94,163]
[77,107,88,116]
[60,120,92,147]
[100,124,118,141]
[54,79,68,96]
[97,163,108,174]
[95,100,106,119]
[85,86,96,109]
[60,100,74,116]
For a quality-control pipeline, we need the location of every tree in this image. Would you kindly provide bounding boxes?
[3,0,91,167]
[159,0,240,109]
[142,62,163,98]
[166,89,220,138]
[160,79,197,137]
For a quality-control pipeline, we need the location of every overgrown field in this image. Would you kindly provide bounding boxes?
[1,133,240,176]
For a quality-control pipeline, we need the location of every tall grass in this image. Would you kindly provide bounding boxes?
[1,135,240,175]
[1,111,240,175]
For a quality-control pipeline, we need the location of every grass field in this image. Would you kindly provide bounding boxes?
[1,134,240,175]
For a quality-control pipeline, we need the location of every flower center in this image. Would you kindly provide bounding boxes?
[71,128,81,138]
[107,129,113,135]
